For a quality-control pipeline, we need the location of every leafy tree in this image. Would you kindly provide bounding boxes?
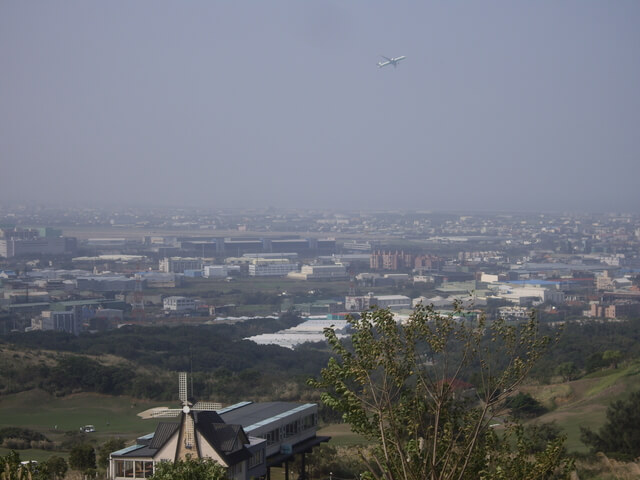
[0,428,48,445]
[148,457,226,480]
[580,390,640,460]
[310,305,572,480]
[68,444,96,472]
[554,361,579,382]
[293,444,367,480]
[97,439,126,469]
[602,349,622,369]
[504,392,547,419]
[34,456,67,480]
[0,451,20,480]
[0,451,34,480]
[522,421,565,454]
[60,431,88,450]
[585,352,606,373]
[43,456,67,480]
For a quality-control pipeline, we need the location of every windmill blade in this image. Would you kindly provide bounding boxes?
[179,372,188,404]
[151,408,182,418]
[192,401,222,411]
[183,414,195,449]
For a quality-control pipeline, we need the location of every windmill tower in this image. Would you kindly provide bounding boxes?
[150,372,221,459]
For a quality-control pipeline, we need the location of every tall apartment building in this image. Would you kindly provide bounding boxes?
[414,255,444,271]
[370,250,414,271]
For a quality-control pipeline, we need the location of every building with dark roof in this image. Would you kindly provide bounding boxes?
[109,401,328,480]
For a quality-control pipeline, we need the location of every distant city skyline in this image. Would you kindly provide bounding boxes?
[2,2,639,213]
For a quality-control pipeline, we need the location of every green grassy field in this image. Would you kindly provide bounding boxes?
[0,388,369,464]
[2,362,638,462]
[526,360,640,453]
[0,390,163,451]
[317,423,367,447]
[0,447,66,463]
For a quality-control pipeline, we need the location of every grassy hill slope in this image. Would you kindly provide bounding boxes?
[524,361,640,453]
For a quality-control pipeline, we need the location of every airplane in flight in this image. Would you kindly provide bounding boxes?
[377,55,406,68]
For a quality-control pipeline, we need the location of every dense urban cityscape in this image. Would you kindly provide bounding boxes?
[2,206,640,336]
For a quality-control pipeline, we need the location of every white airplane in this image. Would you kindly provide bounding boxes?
[377,55,406,68]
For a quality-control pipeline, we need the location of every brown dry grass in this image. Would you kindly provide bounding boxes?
[573,454,640,480]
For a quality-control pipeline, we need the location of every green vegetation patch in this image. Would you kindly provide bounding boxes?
[532,360,640,453]
[317,423,368,447]
[0,390,161,440]
[529,384,572,410]
[585,362,640,398]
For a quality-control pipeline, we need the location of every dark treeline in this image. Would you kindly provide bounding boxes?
[532,319,640,380]
[3,313,638,404]
[437,317,640,385]
[0,314,332,402]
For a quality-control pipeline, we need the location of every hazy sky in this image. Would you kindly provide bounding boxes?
[2,1,639,213]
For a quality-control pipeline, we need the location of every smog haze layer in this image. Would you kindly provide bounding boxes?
[2,2,639,212]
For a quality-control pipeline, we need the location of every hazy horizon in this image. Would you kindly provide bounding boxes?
[2,2,639,213]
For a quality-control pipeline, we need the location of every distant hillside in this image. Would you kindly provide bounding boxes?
[522,360,640,453]
[0,315,331,403]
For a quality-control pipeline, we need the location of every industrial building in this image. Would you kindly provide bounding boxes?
[248,259,298,277]
[287,264,348,280]
[163,296,198,312]
[345,293,411,311]
[30,310,78,334]
[0,227,76,258]
[159,257,203,274]
[76,275,137,292]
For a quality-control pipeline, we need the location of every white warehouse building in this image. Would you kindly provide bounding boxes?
[248,259,298,277]
[163,296,197,312]
[288,264,348,280]
[159,257,203,274]
[493,285,564,306]
[203,265,228,278]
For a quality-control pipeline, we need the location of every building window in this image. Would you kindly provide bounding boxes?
[248,449,264,468]
[113,460,154,478]
[302,413,317,430]
[264,429,280,445]
[229,463,243,476]
[285,421,298,437]
[115,460,125,477]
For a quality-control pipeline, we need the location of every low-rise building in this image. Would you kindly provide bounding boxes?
[248,259,298,277]
[590,301,640,319]
[373,295,412,310]
[109,399,328,480]
[345,293,411,311]
[163,296,197,312]
[76,276,136,292]
[203,265,228,278]
[31,310,78,334]
[288,264,348,280]
[159,257,203,274]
